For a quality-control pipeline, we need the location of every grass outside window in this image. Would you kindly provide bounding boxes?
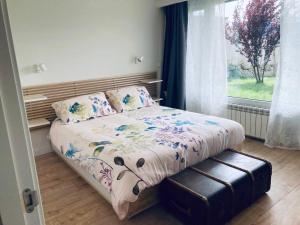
[228,77,276,101]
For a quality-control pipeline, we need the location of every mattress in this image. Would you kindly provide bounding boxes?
[50,105,245,219]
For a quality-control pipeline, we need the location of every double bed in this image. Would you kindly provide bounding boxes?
[49,104,245,219]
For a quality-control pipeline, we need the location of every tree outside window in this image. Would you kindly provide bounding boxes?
[225,0,280,101]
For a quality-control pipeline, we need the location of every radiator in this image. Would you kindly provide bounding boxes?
[227,104,270,140]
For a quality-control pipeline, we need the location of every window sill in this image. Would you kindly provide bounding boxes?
[228,97,271,110]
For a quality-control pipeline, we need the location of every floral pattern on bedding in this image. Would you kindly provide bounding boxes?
[52,92,115,124]
[50,105,245,219]
[136,86,155,107]
[106,86,155,113]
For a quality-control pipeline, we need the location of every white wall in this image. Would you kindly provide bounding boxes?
[7,0,163,87]
[7,0,164,156]
[30,127,52,156]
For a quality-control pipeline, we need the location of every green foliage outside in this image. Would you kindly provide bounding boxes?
[228,76,276,101]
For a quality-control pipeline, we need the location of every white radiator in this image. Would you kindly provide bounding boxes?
[227,104,269,140]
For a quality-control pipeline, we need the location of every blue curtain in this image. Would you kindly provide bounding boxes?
[160,2,188,110]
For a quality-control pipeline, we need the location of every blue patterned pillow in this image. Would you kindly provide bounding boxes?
[106,86,155,113]
[52,92,115,124]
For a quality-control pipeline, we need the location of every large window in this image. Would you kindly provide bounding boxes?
[225,0,280,102]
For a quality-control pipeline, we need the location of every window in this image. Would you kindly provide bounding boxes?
[225,0,280,102]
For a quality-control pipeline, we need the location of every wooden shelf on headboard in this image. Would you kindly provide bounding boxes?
[22,72,158,122]
[153,97,163,102]
[140,79,163,84]
[28,118,50,130]
[24,94,48,103]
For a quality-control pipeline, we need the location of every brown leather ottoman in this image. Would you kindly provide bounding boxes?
[191,158,252,215]
[161,169,232,225]
[212,149,272,201]
[161,149,272,225]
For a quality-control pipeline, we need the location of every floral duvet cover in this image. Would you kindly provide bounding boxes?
[50,105,245,219]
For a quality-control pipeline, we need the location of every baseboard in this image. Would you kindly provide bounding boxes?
[246,135,265,142]
[34,146,53,156]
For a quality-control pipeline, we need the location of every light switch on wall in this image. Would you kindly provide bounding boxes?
[135,56,144,64]
[34,63,47,73]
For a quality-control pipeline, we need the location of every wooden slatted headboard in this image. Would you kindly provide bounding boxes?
[22,72,158,122]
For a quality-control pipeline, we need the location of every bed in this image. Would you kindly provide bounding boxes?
[49,104,245,219]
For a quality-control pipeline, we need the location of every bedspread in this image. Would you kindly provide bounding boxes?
[50,105,245,219]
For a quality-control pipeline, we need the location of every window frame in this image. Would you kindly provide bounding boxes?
[225,0,278,109]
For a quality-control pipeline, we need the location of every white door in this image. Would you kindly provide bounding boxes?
[0,0,45,224]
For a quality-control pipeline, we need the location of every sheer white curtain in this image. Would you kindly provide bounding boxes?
[186,0,227,117]
[265,0,300,149]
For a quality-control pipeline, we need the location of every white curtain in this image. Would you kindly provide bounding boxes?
[265,0,300,149]
[186,0,227,117]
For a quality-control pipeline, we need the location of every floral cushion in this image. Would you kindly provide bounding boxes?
[52,92,115,124]
[106,86,155,113]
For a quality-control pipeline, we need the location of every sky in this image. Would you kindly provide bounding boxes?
[225,0,250,21]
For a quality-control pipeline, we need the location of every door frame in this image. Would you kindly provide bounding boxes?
[0,0,45,224]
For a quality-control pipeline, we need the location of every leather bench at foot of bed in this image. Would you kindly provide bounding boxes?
[161,149,272,225]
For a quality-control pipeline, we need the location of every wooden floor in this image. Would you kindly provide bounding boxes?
[36,139,300,225]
